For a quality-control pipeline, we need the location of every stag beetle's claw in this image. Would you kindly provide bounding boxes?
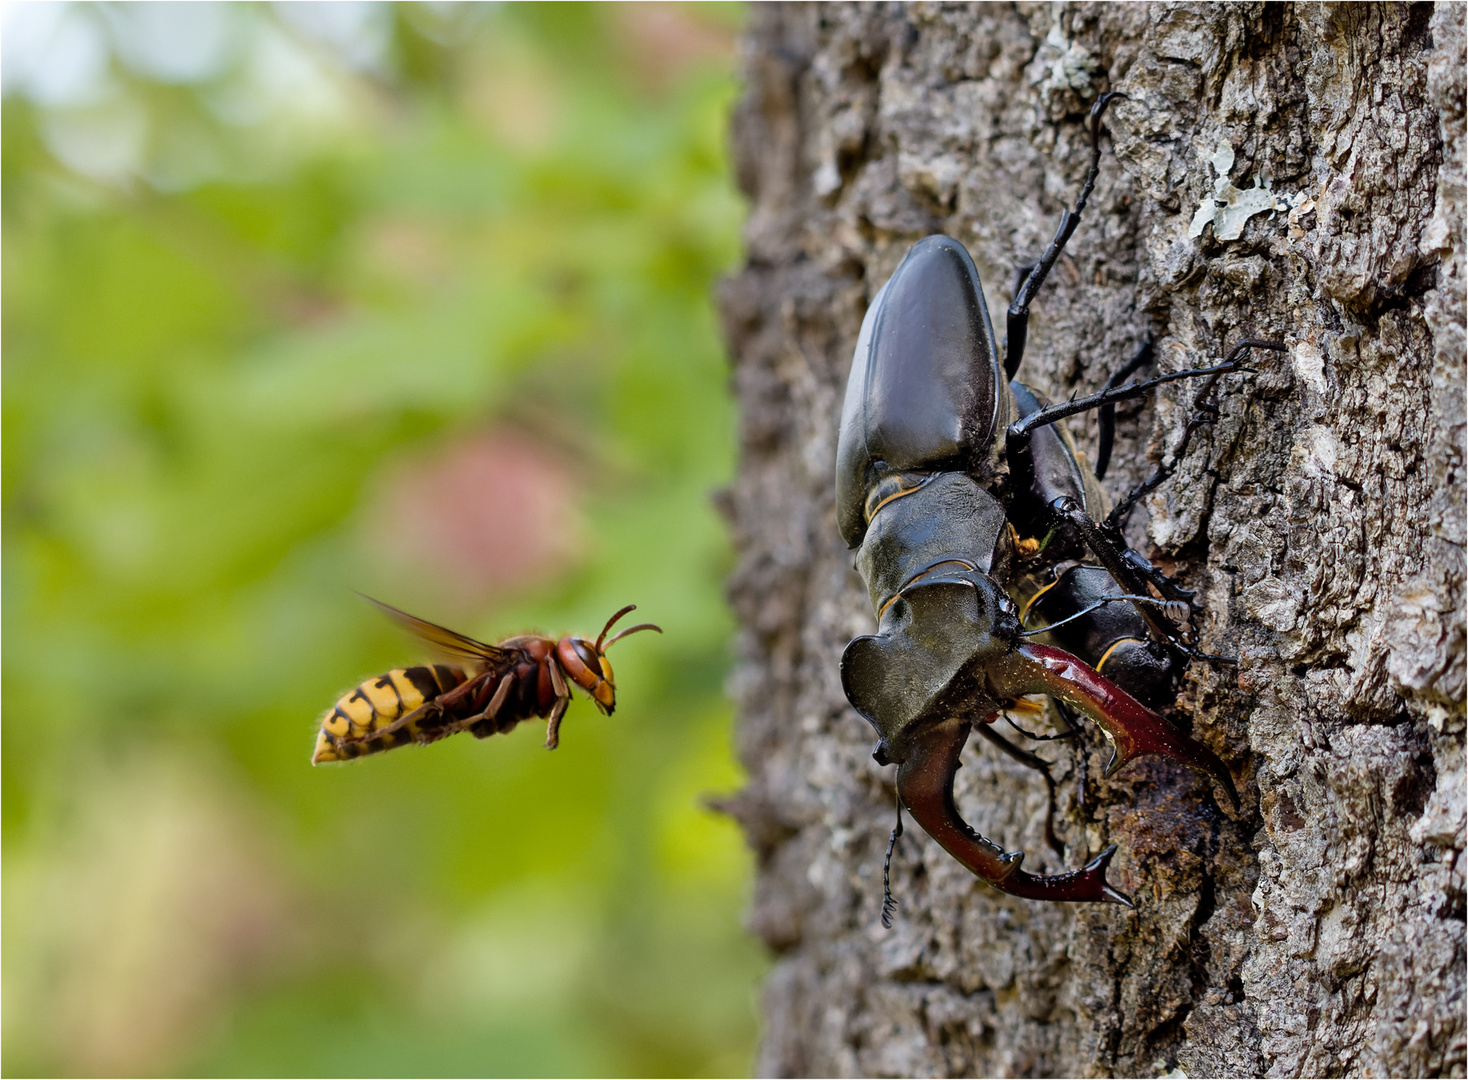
[1087,846,1136,908]
[997,643,1241,810]
[896,718,1135,905]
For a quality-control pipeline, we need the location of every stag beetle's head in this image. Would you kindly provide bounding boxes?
[841,569,1020,765]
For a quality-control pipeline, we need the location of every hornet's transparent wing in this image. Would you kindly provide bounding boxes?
[358,594,513,669]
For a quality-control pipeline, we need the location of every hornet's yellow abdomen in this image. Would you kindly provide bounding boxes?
[313,664,466,763]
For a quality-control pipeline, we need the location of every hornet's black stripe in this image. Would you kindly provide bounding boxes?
[404,665,449,702]
[375,674,406,713]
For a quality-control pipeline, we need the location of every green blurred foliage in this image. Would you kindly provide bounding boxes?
[2,4,762,1076]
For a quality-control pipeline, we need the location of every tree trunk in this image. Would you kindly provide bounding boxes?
[719,4,1465,1076]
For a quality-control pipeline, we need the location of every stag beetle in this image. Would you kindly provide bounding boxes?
[837,95,1284,913]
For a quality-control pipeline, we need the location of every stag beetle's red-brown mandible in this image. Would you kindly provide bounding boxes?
[837,94,1283,914]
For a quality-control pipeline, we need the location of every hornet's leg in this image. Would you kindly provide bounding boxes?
[544,661,570,749]
[466,676,516,738]
[543,696,569,750]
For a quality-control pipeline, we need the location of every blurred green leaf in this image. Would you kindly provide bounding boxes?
[3,4,759,1076]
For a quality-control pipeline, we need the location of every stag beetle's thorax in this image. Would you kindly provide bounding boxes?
[836,237,1028,761]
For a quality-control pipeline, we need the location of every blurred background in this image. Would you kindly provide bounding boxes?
[2,3,763,1075]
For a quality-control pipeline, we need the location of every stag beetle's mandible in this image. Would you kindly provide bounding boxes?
[836,95,1284,913]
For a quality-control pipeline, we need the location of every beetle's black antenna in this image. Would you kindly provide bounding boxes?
[1019,594,1190,635]
[1006,350,1266,445]
[881,795,904,929]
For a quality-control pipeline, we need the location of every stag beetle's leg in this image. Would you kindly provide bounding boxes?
[1046,494,1241,669]
[1106,382,1223,527]
[898,718,1135,905]
[1046,496,1184,657]
[974,720,1056,775]
[1066,522,1196,617]
[1005,257,1039,380]
[1002,715,1080,742]
[1118,548,1196,606]
[1010,258,1041,306]
[1094,337,1154,481]
[1105,338,1289,526]
[1007,346,1272,451]
[996,695,1078,742]
[1004,92,1123,379]
[991,643,1241,809]
[1053,698,1083,736]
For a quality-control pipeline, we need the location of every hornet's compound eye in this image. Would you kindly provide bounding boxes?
[572,639,602,674]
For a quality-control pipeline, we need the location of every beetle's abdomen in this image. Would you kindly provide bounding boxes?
[313,664,467,763]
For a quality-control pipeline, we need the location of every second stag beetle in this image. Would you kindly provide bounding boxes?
[836,94,1285,913]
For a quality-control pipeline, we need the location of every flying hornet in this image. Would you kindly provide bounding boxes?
[312,597,661,764]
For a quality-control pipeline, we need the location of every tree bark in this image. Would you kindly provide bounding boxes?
[719,4,1465,1077]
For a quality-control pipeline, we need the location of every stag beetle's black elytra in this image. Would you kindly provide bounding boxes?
[835,234,1007,548]
[836,94,1282,916]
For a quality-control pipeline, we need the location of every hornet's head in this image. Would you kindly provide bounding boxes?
[555,605,662,714]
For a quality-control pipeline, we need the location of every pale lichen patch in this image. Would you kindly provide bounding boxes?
[1188,142,1306,242]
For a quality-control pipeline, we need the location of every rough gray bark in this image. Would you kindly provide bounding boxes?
[719,4,1465,1077]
